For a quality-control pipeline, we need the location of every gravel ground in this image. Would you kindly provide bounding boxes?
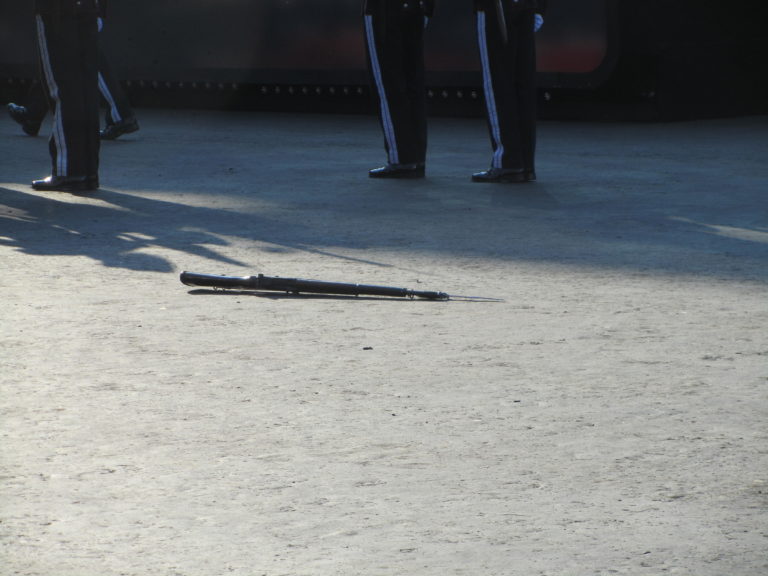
[1,110,767,576]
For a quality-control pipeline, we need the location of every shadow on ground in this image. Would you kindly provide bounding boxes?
[1,112,766,281]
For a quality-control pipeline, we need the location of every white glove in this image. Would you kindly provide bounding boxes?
[534,13,544,33]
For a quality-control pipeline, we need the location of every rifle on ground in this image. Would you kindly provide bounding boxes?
[180,271,450,300]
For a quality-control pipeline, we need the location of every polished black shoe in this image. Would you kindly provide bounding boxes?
[369,162,425,179]
[7,103,43,136]
[100,118,139,140]
[471,167,533,183]
[32,175,99,192]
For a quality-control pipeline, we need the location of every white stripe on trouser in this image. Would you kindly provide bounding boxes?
[364,14,399,165]
[98,72,122,123]
[477,11,505,169]
[36,15,68,176]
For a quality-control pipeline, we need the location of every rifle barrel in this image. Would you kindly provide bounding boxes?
[180,272,448,300]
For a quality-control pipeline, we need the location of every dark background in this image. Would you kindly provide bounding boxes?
[0,0,765,120]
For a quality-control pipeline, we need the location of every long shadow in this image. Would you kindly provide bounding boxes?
[1,186,243,272]
[2,111,767,283]
[0,184,400,273]
[2,174,767,283]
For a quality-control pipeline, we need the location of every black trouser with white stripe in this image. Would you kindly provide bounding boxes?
[22,51,133,128]
[364,1,428,166]
[24,14,133,128]
[35,4,100,179]
[475,1,538,172]
[98,40,134,126]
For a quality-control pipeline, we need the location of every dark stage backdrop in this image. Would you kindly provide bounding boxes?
[2,1,763,119]
[0,0,614,89]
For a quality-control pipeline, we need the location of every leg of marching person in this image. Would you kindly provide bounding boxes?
[98,37,139,140]
[364,0,429,178]
[7,79,49,136]
[32,3,100,192]
[472,0,539,183]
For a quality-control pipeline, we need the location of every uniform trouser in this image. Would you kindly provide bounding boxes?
[27,25,132,127]
[476,3,538,171]
[98,45,133,125]
[36,9,100,178]
[21,79,49,122]
[364,4,428,166]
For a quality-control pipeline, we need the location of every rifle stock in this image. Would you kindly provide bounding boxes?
[180,272,449,300]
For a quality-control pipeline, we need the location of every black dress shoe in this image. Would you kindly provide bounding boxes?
[472,167,534,183]
[32,175,99,192]
[369,162,425,179]
[100,118,139,140]
[7,103,43,136]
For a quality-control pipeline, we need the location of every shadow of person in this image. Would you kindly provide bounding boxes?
[2,174,767,283]
[0,186,253,272]
[0,185,394,273]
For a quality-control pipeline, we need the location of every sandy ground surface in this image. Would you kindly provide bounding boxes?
[1,109,767,576]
